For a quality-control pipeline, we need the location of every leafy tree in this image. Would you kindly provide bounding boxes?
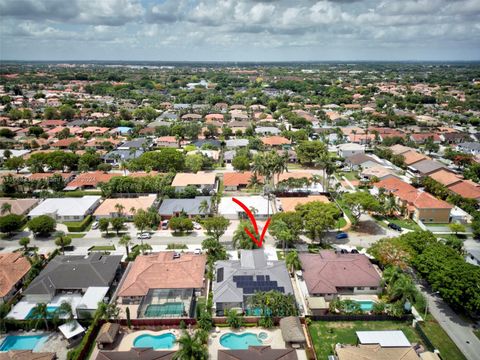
[19,236,30,251]
[342,192,381,225]
[248,290,297,317]
[28,216,56,236]
[0,214,24,235]
[129,149,185,172]
[226,309,243,329]
[232,221,259,249]
[98,218,110,235]
[201,237,228,263]
[55,233,72,254]
[424,136,439,154]
[185,154,204,173]
[296,140,327,166]
[110,217,126,235]
[173,330,208,360]
[285,251,302,273]
[449,223,465,236]
[203,216,230,242]
[5,156,25,173]
[296,201,341,243]
[133,208,157,234]
[0,203,12,215]
[28,126,44,138]
[119,235,132,257]
[232,155,250,171]
[96,302,120,320]
[170,217,194,233]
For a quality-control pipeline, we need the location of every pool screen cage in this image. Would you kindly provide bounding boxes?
[139,288,193,318]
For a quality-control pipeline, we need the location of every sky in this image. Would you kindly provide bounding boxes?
[1,0,480,61]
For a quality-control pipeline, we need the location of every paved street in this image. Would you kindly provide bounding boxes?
[419,284,480,360]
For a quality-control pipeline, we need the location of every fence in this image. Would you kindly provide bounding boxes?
[307,314,413,322]
[415,321,436,352]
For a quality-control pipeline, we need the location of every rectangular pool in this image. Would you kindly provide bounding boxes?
[26,306,59,319]
[355,300,375,311]
[0,335,48,351]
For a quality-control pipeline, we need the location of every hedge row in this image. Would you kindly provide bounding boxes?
[65,215,92,232]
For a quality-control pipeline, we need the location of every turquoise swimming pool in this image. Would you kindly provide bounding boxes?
[355,300,375,311]
[220,332,262,350]
[26,306,59,319]
[0,335,48,351]
[133,333,176,349]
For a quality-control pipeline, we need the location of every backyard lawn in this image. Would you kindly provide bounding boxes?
[308,321,424,359]
[337,171,358,181]
[374,216,422,231]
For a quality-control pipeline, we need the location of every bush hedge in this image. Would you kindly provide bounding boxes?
[65,215,92,232]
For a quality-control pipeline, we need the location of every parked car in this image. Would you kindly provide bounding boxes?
[137,232,151,240]
[193,248,202,255]
[335,232,348,239]
[91,221,99,230]
[173,252,181,259]
[192,222,202,230]
[388,222,402,231]
[161,220,169,230]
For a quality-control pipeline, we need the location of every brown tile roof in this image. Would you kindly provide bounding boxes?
[95,349,175,360]
[429,170,462,187]
[336,345,420,360]
[0,351,56,360]
[0,253,31,297]
[299,251,381,295]
[218,346,298,360]
[223,171,260,187]
[279,196,330,212]
[277,172,312,182]
[448,180,480,200]
[39,120,66,127]
[118,252,207,297]
[0,198,39,216]
[401,151,429,166]
[51,137,83,147]
[28,172,73,181]
[261,136,291,146]
[410,133,441,142]
[171,172,216,187]
[94,196,156,217]
[389,144,414,155]
[66,171,117,188]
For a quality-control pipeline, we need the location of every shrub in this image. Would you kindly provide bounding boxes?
[27,216,56,236]
[0,214,25,234]
[65,215,92,232]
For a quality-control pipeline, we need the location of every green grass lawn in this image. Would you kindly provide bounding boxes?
[474,329,480,341]
[335,198,355,224]
[68,233,86,238]
[337,171,358,181]
[419,317,467,360]
[334,217,347,229]
[308,321,424,359]
[374,216,421,231]
[89,245,115,251]
[276,250,285,260]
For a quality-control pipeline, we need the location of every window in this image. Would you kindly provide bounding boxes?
[357,287,364,290]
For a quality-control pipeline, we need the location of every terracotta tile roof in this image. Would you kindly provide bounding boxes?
[277,172,312,182]
[448,180,480,200]
[401,151,429,166]
[429,170,462,187]
[410,133,441,142]
[413,192,453,209]
[28,172,73,181]
[0,350,56,360]
[261,136,291,146]
[223,171,261,187]
[0,198,39,216]
[39,120,66,127]
[66,171,117,188]
[299,251,381,295]
[0,253,31,297]
[128,171,161,178]
[389,144,414,155]
[336,344,421,360]
[94,196,156,217]
[51,137,83,147]
[171,172,216,187]
[279,196,330,212]
[118,252,206,297]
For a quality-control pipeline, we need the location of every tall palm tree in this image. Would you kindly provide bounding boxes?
[199,199,210,216]
[57,301,74,323]
[285,251,302,273]
[173,330,208,360]
[29,303,49,331]
[119,235,132,257]
[114,203,125,217]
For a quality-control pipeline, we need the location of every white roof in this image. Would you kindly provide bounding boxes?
[29,196,101,217]
[0,149,30,159]
[356,330,411,347]
[77,286,109,310]
[59,321,85,339]
[218,196,273,216]
[338,143,364,150]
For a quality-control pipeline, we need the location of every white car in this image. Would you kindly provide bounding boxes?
[137,232,151,240]
[194,248,202,255]
[192,222,202,230]
[91,221,99,230]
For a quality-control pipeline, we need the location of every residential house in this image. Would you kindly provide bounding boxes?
[158,196,211,218]
[441,132,471,144]
[410,133,441,144]
[0,351,56,360]
[103,149,144,165]
[0,253,31,304]
[337,143,364,158]
[10,253,122,319]
[0,198,39,216]
[360,166,400,182]
[212,249,294,316]
[171,172,217,194]
[95,349,175,360]
[261,136,291,148]
[456,142,480,155]
[255,127,281,136]
[117,252,206,318]
[156,136,185,148]
[389,144,414,156]
[299,251,381,302]
[278,195,330,212]
[218,347,298,360]
[117,138,149,151]
[407,159,447,177]
[344,154,381,171]
[65,171,117,190]
[429,169,462,187]
[401,151,429,166]
[51,138,83,149]
[94,195,157,219]
[448,180,480,202]
[223,171,259,191]
[373,177,453,223]
[28,196,101,221]
[218,196,273,220]
[225,139,249,149]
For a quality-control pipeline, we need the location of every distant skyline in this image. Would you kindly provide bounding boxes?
[1,0,480,61]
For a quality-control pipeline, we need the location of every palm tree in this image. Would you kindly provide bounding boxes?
[119,235,132,257]
[114,203,125,217]
[138,242,152,255]
[173,330,208,360]
[57,301,74,323]
[285,251,302,273]
[55,233,72,255]
[29,303,49,330]
[199,199,209,216]
[248,206,258,216]
[1,203,12,215]
[226,309,243,329]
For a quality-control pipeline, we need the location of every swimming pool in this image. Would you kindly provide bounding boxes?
[355,300,375,311]
[0,335,48,351]
[220,332,263,350]
[144,303,184,318]
[133,333,176,349]
[26,306,59,319]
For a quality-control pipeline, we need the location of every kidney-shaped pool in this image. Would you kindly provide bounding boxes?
[220,332,263,350]
[133,333,176,349]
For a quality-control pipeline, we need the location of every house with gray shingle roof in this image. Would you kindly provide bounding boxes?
[212,249,293,316]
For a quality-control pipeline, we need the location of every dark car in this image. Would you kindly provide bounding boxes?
[388,222,402,231]
[335,232,348,239]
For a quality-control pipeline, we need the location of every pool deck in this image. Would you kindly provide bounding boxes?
[208,327,307,360]
[116,329,180,351]
[0,331,68,359]
[339,294,379,302]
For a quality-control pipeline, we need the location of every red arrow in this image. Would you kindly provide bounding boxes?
[232,197,271,248]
